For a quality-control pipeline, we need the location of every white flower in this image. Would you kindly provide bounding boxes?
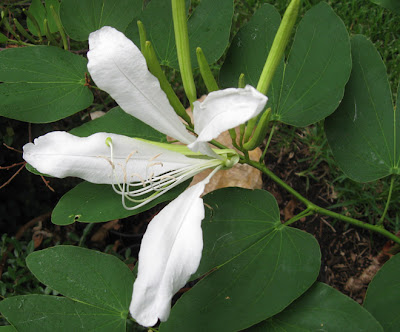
[22,26,267,327]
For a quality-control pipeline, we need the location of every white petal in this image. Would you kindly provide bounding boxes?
[130,179,209,326]
[23,131,206,185]
[188,85,268,152]
[87,27,194,144]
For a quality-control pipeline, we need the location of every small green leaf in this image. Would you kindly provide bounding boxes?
[364,254,400,331]
[51,180,189,225]
[0,46,93,123]
[26,246,134,312]
[271,2,351,126]
[70,106,166,142]
[325,35,398,182]
[160,188,321,332]
[370,0,400,13]
[60,0,142,41]
[251,282,383,331]
[0,295,126,332]
[126,0,233,70]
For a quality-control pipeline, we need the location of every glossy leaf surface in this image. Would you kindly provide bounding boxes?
[364,254,400,331]
[60,0,141,41]
[0,46,93,123]
[325,35,399,182]
[251,282,383,331]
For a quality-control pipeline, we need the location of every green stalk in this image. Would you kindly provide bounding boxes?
[246,159,400,245]
[243,108,271,151]
[144,40,192,125]
[23,8,42,42]
[13,18,37,43]
[137,20,147,53]
[244,0,300,142]
[2,14,21,41]
[43,18,57,46]
[196,47,218,92]
[171,0,197,106]
[378,175,396,227]
[50,5,68,50]
[260,124,276,162]
[238,73,246,146]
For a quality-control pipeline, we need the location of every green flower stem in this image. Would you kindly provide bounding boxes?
[196,47,219,92]
[246,159,400,245]
[23,9,42,42]
[50,4,68,50]
[377,175,395,227]
[137,20,147,53]
[144,41,192,125]
[43,18,57,46]
[171,0,197,106]
[13,18,36,43]
[260,124,276,162]
[243,108,271,151]
[2,14,21,41]
[244,0,300,142]
[238,73,246,146]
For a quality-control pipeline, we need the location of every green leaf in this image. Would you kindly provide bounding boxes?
[370,0,400,13]
[26,246,134,312]
[0,246,134,331]
[364,254,400,331]
[125,0,233,69]
[0,46,93,123]
[27,0,61,36]
[0,326,17,332]
[219,4,283,105]
[250,282,383,331]
[51,180,190,225]
[0,32,8,43]
[271,2,351,126]
[60,0,142,41]
[160,188,321,332]
[325,35,398,182]
[70,106,166,142]
[0,295,126,332]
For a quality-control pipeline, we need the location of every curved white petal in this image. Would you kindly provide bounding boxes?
[188,85,268,153]
[130,179,209,326]
[87,27,194,144]
[23,131,206,185]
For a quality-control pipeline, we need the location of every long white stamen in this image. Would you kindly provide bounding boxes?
[105,137,226,210]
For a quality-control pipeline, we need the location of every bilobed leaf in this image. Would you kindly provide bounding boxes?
[27,0,60,36]
[0,295,126,332]
[370,0,400,13]
[219,4,283,110]
[70,106,167,142]
[271,2,351,126]
[364,254,400,331]
[51,180,190,225]
[250,282,383,331]
[160,188,321,332]
[26,246,134,312]
[60,0,142,41]
[325,35,399,182]
[0,246,134,331]
[0,46,93,123]
[125,0,233,69]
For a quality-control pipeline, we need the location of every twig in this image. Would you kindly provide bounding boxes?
[0,162,26,189]
[3,143,22,153]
